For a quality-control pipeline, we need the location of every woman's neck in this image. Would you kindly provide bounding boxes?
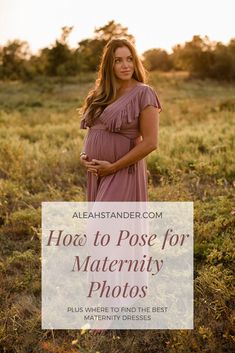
[116,79,138,91]
[114,80,139,100]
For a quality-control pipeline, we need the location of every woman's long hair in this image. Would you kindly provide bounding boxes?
[80,38,147,126]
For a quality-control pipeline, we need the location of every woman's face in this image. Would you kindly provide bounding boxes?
[113,46,134,82]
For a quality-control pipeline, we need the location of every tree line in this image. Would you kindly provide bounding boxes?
[0,20,235,81]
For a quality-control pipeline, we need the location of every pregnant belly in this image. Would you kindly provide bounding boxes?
[83,129,132,163]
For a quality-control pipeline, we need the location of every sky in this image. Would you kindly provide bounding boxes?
[0,0,234,55]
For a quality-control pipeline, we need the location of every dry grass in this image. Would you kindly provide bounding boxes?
[0,72,234,352]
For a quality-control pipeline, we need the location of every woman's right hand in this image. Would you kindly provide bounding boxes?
[80,153,89,167]
[80,154,98,175]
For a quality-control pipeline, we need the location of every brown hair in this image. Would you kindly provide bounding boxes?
[80,38,147,126]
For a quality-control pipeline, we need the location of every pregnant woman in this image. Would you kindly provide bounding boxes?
[79,38,162,201]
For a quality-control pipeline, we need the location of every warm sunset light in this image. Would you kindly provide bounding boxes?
[1,0,234,54]
[1,0,235,352]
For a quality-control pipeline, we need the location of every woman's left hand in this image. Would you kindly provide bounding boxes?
[88,159,115,177]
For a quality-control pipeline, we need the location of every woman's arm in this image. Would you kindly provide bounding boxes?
[89,106,159,177]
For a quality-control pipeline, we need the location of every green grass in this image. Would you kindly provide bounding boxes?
[0,72,234,353]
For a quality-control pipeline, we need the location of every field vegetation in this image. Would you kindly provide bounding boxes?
[0,71,234,352]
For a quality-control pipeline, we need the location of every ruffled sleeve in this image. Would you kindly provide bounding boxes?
[80,84,162,132]
[139,85,162,113]
[80,118,86,129]
[99,95,140,132]
[80,110,90,129]
[100,85,162,132]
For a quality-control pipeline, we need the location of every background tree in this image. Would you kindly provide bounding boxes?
[227,39,235,79]
[0,46,3,78]
[0,40,32,80]
[76,38,106,71]
[142,48,173,71]
[0,23,234,81]
[210,41,235,80]
[77,20,135,72]
[171,35,235,80]
[171,35,215,78]
[94,20,135,43]
[44,26,74,77]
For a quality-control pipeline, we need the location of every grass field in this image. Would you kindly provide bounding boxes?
[0,72,234,352]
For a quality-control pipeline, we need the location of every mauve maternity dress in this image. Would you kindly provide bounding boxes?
[80,83,162,201]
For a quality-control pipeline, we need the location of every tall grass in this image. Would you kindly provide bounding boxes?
[0,72,234,352]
